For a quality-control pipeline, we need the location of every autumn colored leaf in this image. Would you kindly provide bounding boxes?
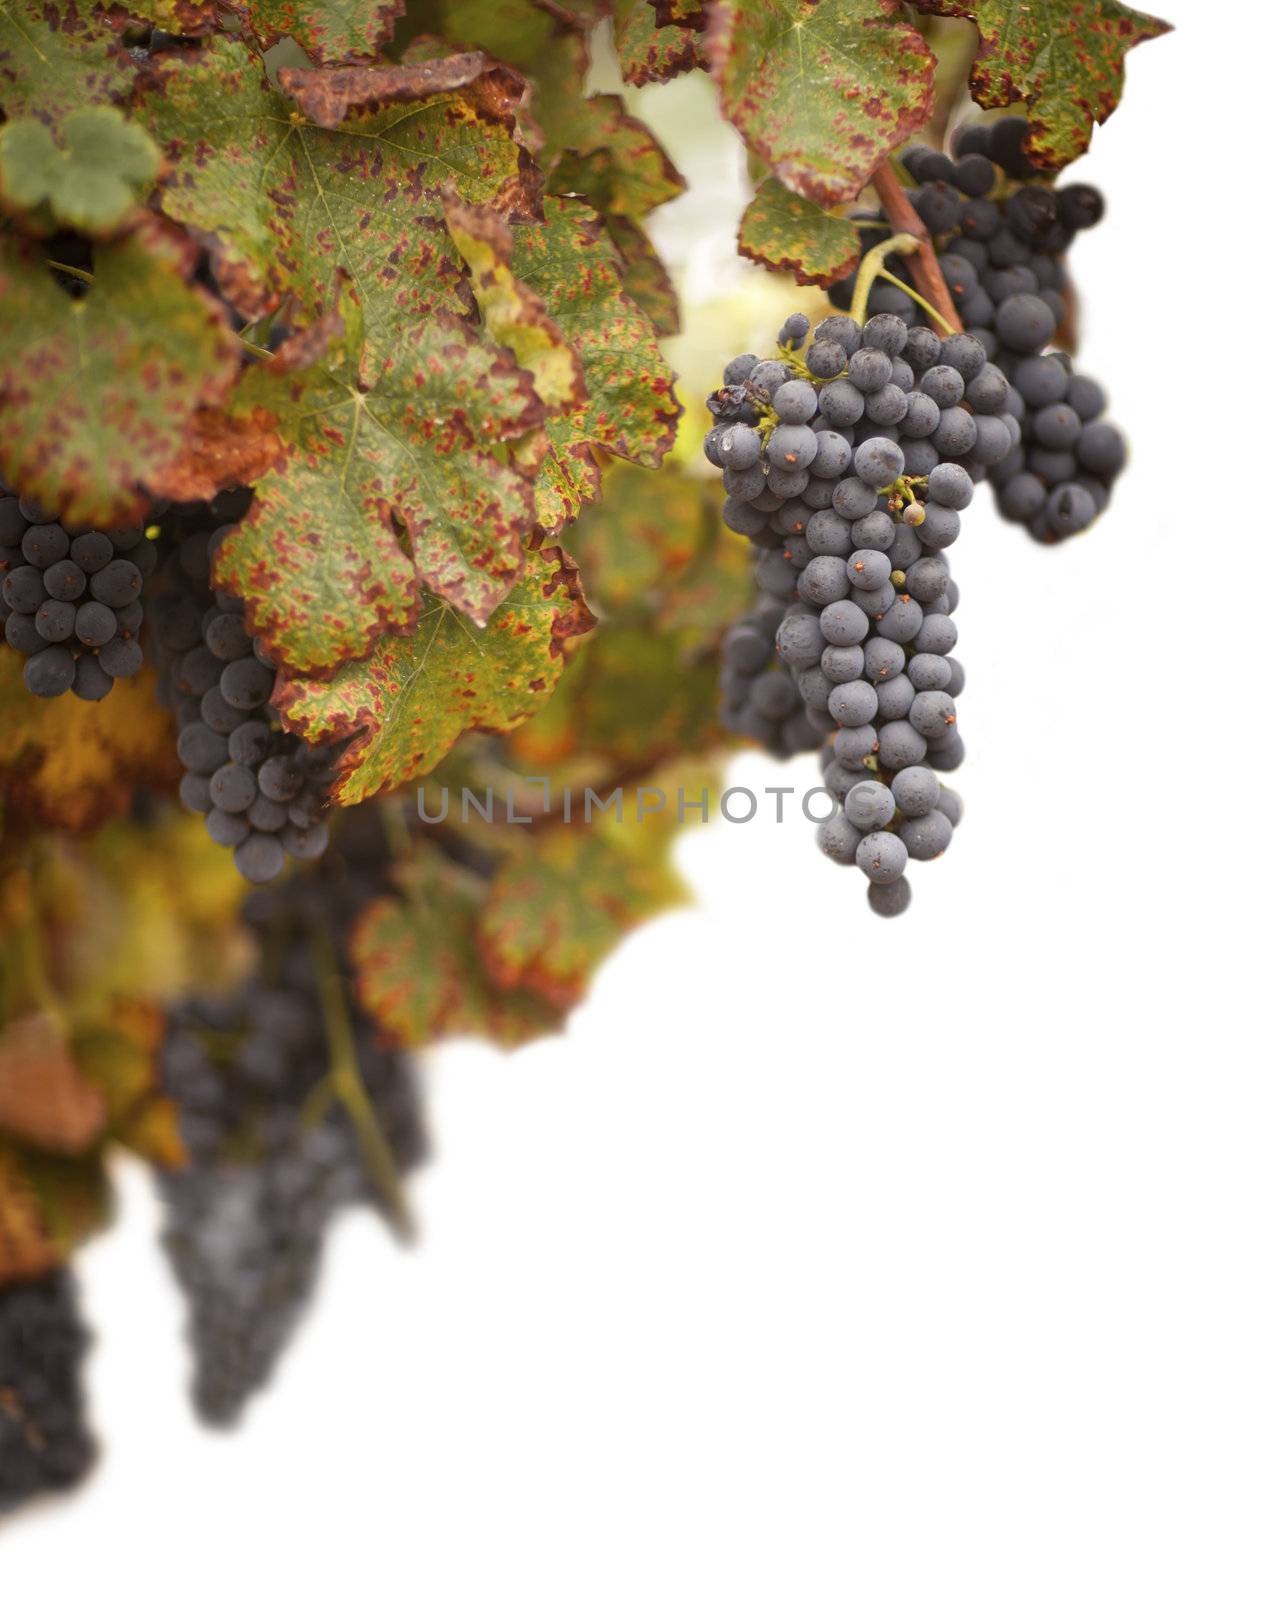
[0,221,241,528]
[111,0,218,34]
[415,12,682,221]
[615,0,703,85]
[214,292,544,671]
[738,175,865,285]
[351,857,565,1051]
[0,656,178,832]
[444,199,584,414]
[707,0,935,205]
[510,198,680,533]
[0,1015,107,1157]
[476,785,693,1008]
[230,0,404,66]
[910,0,1171,169]
[649,0,705,24]
[0,106,160,238]
[604,215,681,338]
[277,52,512,127]
[0,0,137,125]
[138,35,539,360]
[0,1146,59,1284]
[277,547,595,803]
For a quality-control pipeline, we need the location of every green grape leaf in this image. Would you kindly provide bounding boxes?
[0,107,160,237]
[615,0,702,84]
[214,288,545,673]
[510,198,680,534]
[137,36,540,361]
[737,174,864,285]
[276,547,596,803]
[475,776,695,1008]
[0,221,241,527]
[111,0,218,34]
[230,0,404,66]
[443,198,584,414]
[604,215,680,338]
[0,0,137,125]
[351,857,566,1051]
[909,0,1171,169]
[707,0,934,205]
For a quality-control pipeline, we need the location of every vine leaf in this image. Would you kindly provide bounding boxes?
[476,796,691,1008]
[0,1016,107,1157]
[138,35,540,365]
[0,657,178,831]
[707,0,935,205]
[214,287,546,675]
[604,215,680,338]
[229,0,404,66]
[411,15,683,222]
[351,858,565,1051]
[276,546,595,803]
[0,220,241,528]
[0,1147,60,1283]
[738,175,864,285]
[0,107,160,238]
[614,0,703,85]
[909,0,1171,169]
[648,0,705,25]
[443,198,584,414]
[510,197,680,534]
[0,0,137,125]
[276,52,511,127]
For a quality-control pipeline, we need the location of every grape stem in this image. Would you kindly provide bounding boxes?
[308,924,414,1239]
[851,233,920,326]
[870,165,963,334]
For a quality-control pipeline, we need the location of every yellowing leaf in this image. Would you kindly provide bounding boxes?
[0,106,160,237]
[707,0,935,205]
[614,0,703,85]
[910,0,1172,169]
[444,198,584,414]
[0,221,241,527]
[351,856,565,1050]
[0,656,178,832]
[139,36,539,364]
[0,1015,107,1156]
[277,546,596,804]
[215,289,545,672]
[510,198,680,532]
[0,1146,59,1284]
[738,175,865,285]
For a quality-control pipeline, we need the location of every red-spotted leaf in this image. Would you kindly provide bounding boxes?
[604,215,680,338]
[0,0,137,124]
[707,0,935,205]
[648,0,705,25]
[276,52,510,126]
[276,546,595,803]
[230,0,403,66]
[615,0,703,84]
[738,174,864,284]
[0,220,241,527]
[138,36,539,366]
[351,857,566,1050]
[214,289,545,673]
[910,0,1171,169]
[510,198,680,533]
[476,781,693,1008]
[443,198,584,414]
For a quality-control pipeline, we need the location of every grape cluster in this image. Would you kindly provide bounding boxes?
[0,479,154,699]
[0,1270,96,1514]
[146,497,333,884]
[710,310,986,914]
[158,864,426,1426]
[828,117,1127,542]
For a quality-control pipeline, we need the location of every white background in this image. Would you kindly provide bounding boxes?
[6,2,1287,1593]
